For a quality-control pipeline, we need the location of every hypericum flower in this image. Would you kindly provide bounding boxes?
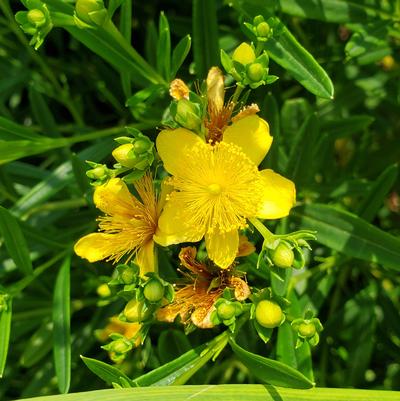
[74,174,160,274]
[96,316,141,346]
[154,114,296,268]
[156,247,250,328]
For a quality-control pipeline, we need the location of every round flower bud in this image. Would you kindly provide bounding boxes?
[75,0,104,25]
[247,63,265,82]
[255,300,283,328]
[217,301,236,320]
[253,15,265,26]
[298,322,316,338]
[232,43,256,66]
[120,266,136,285]
[112,338,132,354]
[143,279,164,303]
[271,242,294,268]
[133,138,151,155]
[96,283,111,298]
[86,165,107,179]
[175,99,201,130]
[27,9,46,27]
[112,143,137,168]
[124,300,149,322]
[256,21,270,38]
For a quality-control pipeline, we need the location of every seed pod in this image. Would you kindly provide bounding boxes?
[271,242,294,268]
[143,279,164,303]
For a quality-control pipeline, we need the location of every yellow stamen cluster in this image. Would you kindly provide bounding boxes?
[167,141,264,235]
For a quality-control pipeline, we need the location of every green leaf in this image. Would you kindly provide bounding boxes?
[0,205,33,275]
[277,0,395,23]
[133,332,229,386]
[171,35,191,79]
[293,203,400,271]
[20,320,53,368]
[357,164,398,222]
[157,329,192,364]
[157,12,171,80]
[0,297,12,378]
[192,0,219,78]
[119,0,132,98]
[81,356,134,387]
[285,113,320,185]
[10,385,400,401]
[321,115,374,138]
[265,18,334,99]
[0,116,42,140]
[229,339,314,388]
[53,255,71,394]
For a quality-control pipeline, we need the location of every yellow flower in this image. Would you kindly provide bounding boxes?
[154,114,296,269]
[96,316,141,346]
[74,173,160,275]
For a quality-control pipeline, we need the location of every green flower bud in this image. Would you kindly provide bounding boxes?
[255,300,283,328]
[86,165,107,179]
[75,0,107,26]
[27,9,46,27]
[133,138,151,155]
[256,21,270,38]
[112,143,137,168]
[175,99,201,131]
[143,279,164,303]
[253,15,265,26]
[96,283,111,298]
[232,43,256,65]
[120,266,137,285]
[123,299,150,322]
[247,63,265,82]
[112,338,132,354]
[217,301,236,320]
[271,242,294,268]
[298,322,316,338]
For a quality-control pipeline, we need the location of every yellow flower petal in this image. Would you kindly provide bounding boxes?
[257,169,296,219]
[135,240,154,276]
[223,115,272,166]
[156,128,204,176]
[93,178,138,216]
[74,233,114,262]
[207,66,225,112]
[205,229,239,269]
[153,198,204,246]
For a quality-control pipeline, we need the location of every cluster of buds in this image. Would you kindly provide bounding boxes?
[85,161,113,186]
[15,0,53,50]
[243,15,273,43]
[85,128,155,186]
[221,42,277,89]
[291,310,323,348]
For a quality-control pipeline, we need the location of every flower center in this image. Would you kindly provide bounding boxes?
[207,183,222,195]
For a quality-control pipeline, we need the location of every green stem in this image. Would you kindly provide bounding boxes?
[255,41,264,57]
[231,85,243,105]
[249,218,275,243]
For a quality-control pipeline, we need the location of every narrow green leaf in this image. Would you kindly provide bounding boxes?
[157,12,171,80]
[192,0,219,78]
[81,356,134,387]
[321,115,374,138]
[265,18,334,99]
[134,332,228,386]
[171,35,192,79]
[13,385,400,401]
[0,205,33,275]
[28,86,59,137]
[20,321,53,368]
[285,113,320,185]
[0,297,12,378]
[230,339,314,388]
[157,329,192,364]
[278,0,395,23]
[119,0,132,99]
[293,203,400,271]
[357,164,398,222]
[277,322,298,369]
[0,116,41,140]
[53,255,71,394]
